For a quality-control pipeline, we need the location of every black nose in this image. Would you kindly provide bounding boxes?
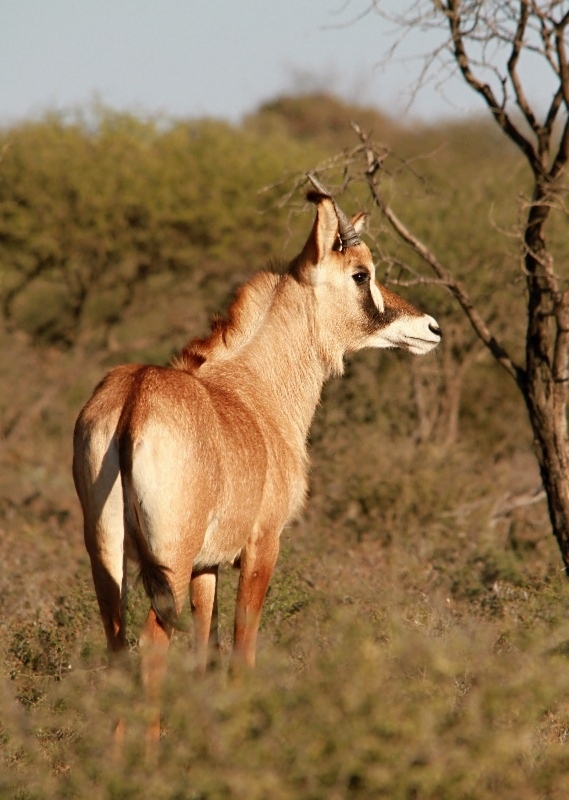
[429,323,442,338]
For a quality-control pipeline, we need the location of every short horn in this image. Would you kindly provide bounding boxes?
[306,173,361,249]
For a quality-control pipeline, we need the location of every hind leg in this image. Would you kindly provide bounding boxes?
[190,567,219,674]
[138,607,172,755]
[233,532,280,669]
[138,552,196,753]
[81,518,129,757]
[83,503,128,665]
[74,432,128,752]
[74,428,127,660]
[88,546,127,656]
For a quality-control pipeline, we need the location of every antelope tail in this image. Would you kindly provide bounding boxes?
[138,555,186,632]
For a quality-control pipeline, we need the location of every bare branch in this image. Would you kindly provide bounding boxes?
[352,123,524,384]
[553,290,569,430]
[383,271,451,287]
[490,485,546,522]
[544,85,565,135]
[507,1,543,138]
[549,11,569,178]
[551,115,569,178]
[554,11,569,102]
[446,0,542,173]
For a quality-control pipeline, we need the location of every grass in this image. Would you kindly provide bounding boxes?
[3,579,569,799]
[2,304,567,797]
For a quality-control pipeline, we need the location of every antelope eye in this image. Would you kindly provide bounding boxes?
[352,271,370,286]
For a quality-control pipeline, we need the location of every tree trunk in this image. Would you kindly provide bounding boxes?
[522,178,569,571]
[523,381,569,571]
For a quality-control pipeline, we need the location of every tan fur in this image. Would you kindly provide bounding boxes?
[72,193,441,748]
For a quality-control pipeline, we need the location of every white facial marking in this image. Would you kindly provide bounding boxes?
[368,313,441,355]
[370,280,384,313]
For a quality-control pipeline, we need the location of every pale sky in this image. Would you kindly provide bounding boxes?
[0,1,553,126]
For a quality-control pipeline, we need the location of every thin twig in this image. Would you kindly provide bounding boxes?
[352,122,525,385]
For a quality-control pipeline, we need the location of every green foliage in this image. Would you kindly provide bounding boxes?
[0,107,312,347]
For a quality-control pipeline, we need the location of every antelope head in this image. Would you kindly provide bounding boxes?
[292,174,441,371]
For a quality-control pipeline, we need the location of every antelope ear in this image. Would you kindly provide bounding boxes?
[351,212,367,234]
[292,197,339,285]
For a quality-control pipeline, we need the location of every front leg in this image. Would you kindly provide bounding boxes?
[233,533,280,669]
[190,566,219,674]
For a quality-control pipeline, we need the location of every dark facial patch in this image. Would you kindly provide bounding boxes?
[380,284,423,318]
[361,280,426,334]
[361,285,390,333]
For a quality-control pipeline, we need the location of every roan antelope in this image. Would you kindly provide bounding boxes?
[73,175,441,744]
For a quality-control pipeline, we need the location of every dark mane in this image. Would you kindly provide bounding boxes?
[172,270,282,373]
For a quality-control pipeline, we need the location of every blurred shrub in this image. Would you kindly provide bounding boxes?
[4,601,569,799]
[0,107,316,347]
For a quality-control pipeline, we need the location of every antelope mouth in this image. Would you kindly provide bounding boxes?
[402,319,442,354]
[405,334,441,355]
